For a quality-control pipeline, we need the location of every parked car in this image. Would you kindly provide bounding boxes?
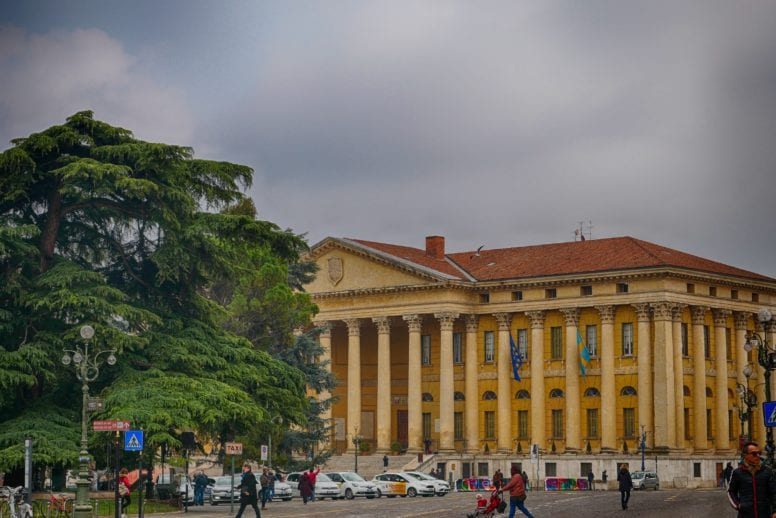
[372,472,435,498]
[325,471,377,499]
[272,480,293,501]
[631,470,659,490]
[285,472,341,500]
[209,475,238,505]
[403,471,450,496]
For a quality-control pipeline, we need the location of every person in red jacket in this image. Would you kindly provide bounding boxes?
[118,468,131,518]
[501,466,534,518]
[306,466,320,502]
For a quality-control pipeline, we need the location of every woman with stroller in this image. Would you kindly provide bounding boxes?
[502,466,534,518]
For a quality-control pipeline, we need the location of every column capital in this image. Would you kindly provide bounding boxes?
[372,316,392,334]
[493,312,512,331]
[403,314,423,332]
[314,321,332,337]
[344,318,361,336]
[671,304,687,322]
[712,308,732,327]
[560,307,579,327]
[650,302,673,321]
[596,305,615,325]
[632,303,651,322]
[526,310,545,329]
[734,311,750,330]
[691,305,709,325]
[464,314,479,333]
[434,312,459,331]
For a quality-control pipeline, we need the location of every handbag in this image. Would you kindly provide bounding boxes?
[497,500,507,513]
[119,483,129,496]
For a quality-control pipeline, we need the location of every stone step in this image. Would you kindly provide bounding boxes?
[323,454,419,480]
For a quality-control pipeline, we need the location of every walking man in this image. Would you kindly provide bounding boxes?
[259,468,270,509]
[617,464,633,510]
[502,466,534,518]
[587,470,595,491]
[234,463,260,518]
[383,454,389,472]
[193,470,208,506]
[728,441,776,517]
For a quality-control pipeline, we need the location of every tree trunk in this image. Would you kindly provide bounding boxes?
[39,190,63,273]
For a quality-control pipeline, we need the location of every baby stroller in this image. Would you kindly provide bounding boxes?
[467,488,506,517]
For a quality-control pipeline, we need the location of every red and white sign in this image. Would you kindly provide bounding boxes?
[225,442,243,455]
[92,420,131,431]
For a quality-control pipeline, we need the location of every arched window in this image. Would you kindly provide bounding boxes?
[515,390,531,400]
[620,386,637,396]
[706,387,713,398]
[454,391,466,401]
[584,387,601,397]
[482,391,497,401]
[549,388,565,399]
[683,385,691,397]
[422,392,434,402]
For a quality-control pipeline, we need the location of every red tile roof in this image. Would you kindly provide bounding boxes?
[348,236,773,282]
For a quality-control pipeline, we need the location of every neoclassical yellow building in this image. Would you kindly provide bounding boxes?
[305,235,776,467]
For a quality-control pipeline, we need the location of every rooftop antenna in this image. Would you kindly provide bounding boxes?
[573,221,593,241]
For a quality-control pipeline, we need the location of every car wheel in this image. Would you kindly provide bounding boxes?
[407,487,417,497]
[375,489,382,498]
[345,488,354,500]
[654,485,659,491]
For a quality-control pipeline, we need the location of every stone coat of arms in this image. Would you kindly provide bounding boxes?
[327,256,343,286]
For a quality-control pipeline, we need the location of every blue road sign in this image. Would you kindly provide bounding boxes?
[763,402,776,428]
[125,430,144,451]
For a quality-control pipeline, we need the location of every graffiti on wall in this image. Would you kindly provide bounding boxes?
[544,477,590,491]
[455,477,495,492]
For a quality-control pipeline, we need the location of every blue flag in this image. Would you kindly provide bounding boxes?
[510,333,523,382]
[578,329,590,378]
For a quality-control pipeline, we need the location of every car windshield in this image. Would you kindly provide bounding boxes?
[411,472,435,481]
[214,476,234,486]
[341,473,365,482]
[317,474,332,482]
[405,473,425,481]
[631,473,644,479]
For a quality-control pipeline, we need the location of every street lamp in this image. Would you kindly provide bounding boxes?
[735,365,757,442]
[640,426,648,472]
[351,428,362,474]
[744,308,776,466]
[61,325,117,518]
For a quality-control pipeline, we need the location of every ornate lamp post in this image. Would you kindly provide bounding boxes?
[640,426,647,472]
[61,325,117,518]
[351,428,362,474]
[735,364,757,442]
[744,308,776,466]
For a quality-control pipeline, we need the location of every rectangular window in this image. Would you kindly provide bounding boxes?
[704,325,710,359]
[480,293,490,303]
[709,286,717,296]
[478,463,489,477]
[454,412,464,440]
[580,462,593,477]
[518,410,529,439]
[421,334,432,366]
[551,327,563,360]
[586,325,598,358]
[453,332,463,364]
[484,331,495,363]
[693,463,701,478]
[581,285,592,296]
[423,412,432,440]
[462,463,471,478]
[552,409,564,438]
[485,411,496,439]
[545,462,557,477]
[512,290,523,301]
[546,288,557,299]
[517,328,528,361]
[623,408,635,438]
[731,289,739,300]
[726,328,732,359]
[753,293,760,303]
[622,323,634,357]
[587,408,599,438]
[684,408,691,440]
[729,410,734,440]
[616,283,628,293]
[687,283,695,294]
[707,409,713,440]
[681,323,689,356]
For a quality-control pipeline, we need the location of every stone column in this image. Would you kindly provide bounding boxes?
[633,303,653,446]
[560,308,581,452]
[464,315,480,453]
[691,306,710,451]
[495,312,513,453]
[314,321,333,448]
[526,311,546,452]
[651,302,676,450]
[344,318,362,450]
[436,312,458,452]
[596,305,617,452]
[373,316,392,453]
[672,305,687,448]
[403,314,423,453]
[713,309,731,451]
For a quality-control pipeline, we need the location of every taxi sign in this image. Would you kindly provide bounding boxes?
[125,430,144,451]
[93,420,131,431]
[764,401,776,427]
[225,442,243,455]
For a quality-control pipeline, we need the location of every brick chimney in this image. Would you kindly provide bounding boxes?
[425,236,445,260]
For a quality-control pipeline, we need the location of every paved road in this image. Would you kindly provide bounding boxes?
[172,488,736,517]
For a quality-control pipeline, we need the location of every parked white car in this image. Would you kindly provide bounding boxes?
[272,480,294,501]
[325,471,378,499]
[285,472,341,500]
[372,472,436,498]
[403,471,450,496]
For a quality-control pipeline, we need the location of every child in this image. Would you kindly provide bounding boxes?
[476,493,487,511]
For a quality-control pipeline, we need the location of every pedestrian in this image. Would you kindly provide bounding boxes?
[267,470,275,501]
[587,470,595,491]
[234,463,260,518]
[520,470,529,491]
[502,465,534,518]
[118,468,131,518]
[727,441,776,517]
[306,465,320,501]
[193,471,208,506]
[492,469,503,489]
[602,470,608,485]
[383,454,389,472]
[617,464,633,510]
[259,468,270,509]
[298,471,313,505]
[722,462,734,489]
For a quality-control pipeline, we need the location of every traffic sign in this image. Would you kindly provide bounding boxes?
[260,445,268,461]
[764,401,776,427]
[225,442,243,455]
[92,420,131,431]
[125,430,144,451]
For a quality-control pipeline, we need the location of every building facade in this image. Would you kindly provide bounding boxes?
[305,235,776,485]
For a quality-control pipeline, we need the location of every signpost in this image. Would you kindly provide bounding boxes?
[225,442,242,513]
[123,431,144,518]
[92,420,131,432]
[764,401,776,427]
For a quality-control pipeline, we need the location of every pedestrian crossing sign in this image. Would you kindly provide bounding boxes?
[125,430,144,451]
[763,402,776,428]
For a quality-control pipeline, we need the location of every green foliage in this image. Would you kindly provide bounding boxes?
[0,112,313,474]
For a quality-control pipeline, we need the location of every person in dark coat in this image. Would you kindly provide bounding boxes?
[234,463,260,518]
[587,470,594,491]
[492,469,503,489]
[728,441,776,518]
[722,462,734,489]
[298,471,314,505]
[617,464,633,510]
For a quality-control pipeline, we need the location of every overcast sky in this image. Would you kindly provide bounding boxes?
[2,1,776,278]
